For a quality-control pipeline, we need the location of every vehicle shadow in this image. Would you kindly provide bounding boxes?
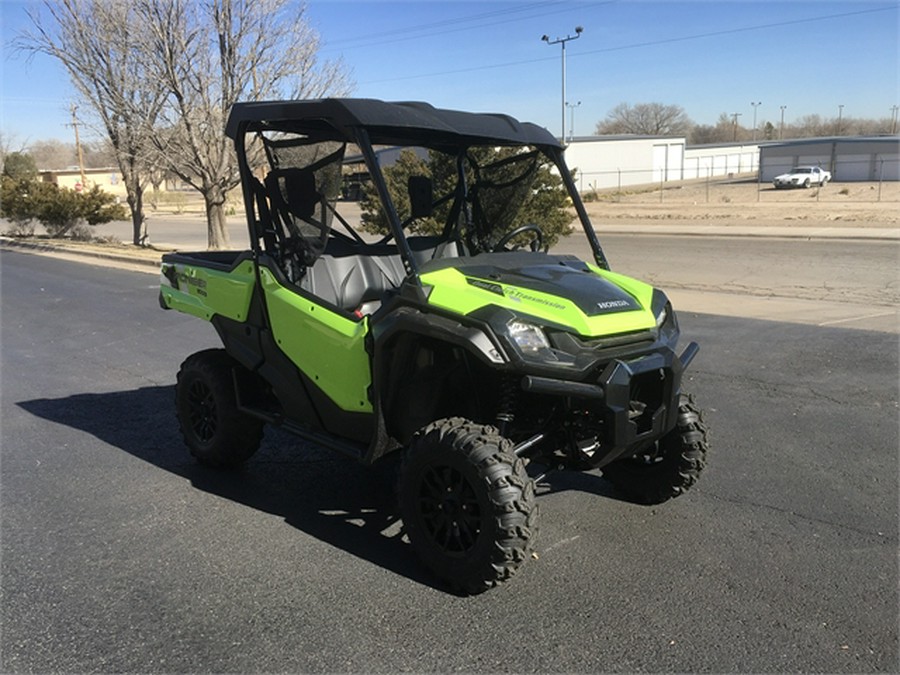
[534,466,622,500]
[18,386,634,592]
[17,385,435,591]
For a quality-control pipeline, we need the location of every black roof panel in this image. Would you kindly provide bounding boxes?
[225,98,561,149]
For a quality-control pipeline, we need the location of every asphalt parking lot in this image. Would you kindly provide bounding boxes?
[1,241,896,672]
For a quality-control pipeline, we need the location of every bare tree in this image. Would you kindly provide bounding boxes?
[689,112,748,144]
[20,0,168,246]
[596,102,693,136]
[139,0,353,249]
[792,114,825,138]
[26,139,76,170]
[0,132,28,174]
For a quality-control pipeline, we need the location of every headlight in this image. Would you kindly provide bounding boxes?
[507,320,557,361]
[651,290,679,340]
[655,304,668,329]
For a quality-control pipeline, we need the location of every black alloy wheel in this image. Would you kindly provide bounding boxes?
[175,349,263,467]
[399,417,537,594]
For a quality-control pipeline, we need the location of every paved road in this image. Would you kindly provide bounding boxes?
[14,210,899,332]
[579,235,900,333]
[88,211,900,332]
[1,249,896,672]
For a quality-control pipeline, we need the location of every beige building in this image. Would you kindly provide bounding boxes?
[40,167,199,198]
[40,167,128,198]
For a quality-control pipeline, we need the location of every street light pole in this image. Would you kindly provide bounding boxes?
[566,101,581,141]
[542,26,583,143]
[779,105,787,139]
[750,101,762,142]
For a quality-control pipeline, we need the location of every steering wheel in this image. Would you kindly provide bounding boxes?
[493,223,544,252]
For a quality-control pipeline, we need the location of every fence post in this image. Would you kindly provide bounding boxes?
[878,158,884,202]
[659,173,664,203]
[706,167,710,203]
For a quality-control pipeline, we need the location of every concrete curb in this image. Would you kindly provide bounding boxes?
[0,236,166,268]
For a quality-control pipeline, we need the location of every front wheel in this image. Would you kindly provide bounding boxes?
[175,349,264,467]
[398,417,537,594]
[602,394,709,504]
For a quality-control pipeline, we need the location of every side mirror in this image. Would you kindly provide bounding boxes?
[408,175,433,218]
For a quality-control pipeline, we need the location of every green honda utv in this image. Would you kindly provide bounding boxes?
[159,99,709,594]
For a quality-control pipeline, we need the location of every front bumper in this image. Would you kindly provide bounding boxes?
[600,343,693,458]
[522,342,698,467]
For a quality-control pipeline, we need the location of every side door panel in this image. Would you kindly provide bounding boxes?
[258,265,374,415]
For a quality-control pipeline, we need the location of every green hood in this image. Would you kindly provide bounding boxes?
[420,254,657,337]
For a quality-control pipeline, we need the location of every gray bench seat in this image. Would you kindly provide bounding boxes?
[299,236,458,313]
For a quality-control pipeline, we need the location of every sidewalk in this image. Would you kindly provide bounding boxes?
[594,221,900,240]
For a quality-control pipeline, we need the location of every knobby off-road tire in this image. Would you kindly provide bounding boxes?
[602,394,709,505]
[399,417,538,595]
[175,349,263,468]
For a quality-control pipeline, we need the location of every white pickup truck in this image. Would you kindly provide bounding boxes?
[773,165,831,189]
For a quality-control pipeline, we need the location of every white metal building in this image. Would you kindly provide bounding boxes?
[565,135,685,192]
[565,136,760,193]
[683,142,759,179]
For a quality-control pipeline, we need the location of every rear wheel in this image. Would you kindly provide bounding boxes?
[399,417,537,594]
[175,349,263,467]
[602,394,709,504]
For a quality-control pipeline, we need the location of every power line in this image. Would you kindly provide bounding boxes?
[324,1,568,47]
[321,3,610,53]
[359,5,894,85]
[576,6,893,58]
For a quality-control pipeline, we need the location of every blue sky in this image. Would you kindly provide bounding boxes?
[1,0,897,144]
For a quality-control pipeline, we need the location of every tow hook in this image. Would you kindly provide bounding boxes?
[680,341,700,369]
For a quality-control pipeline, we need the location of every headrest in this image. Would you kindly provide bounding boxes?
[267,168,319,220]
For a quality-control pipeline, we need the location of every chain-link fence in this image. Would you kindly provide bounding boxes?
[578,158,900,205]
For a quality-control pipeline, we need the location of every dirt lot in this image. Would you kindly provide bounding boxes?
[583,178,900,228]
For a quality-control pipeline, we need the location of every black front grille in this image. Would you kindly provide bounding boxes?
[628,368,666,434]
[549,329,657,362]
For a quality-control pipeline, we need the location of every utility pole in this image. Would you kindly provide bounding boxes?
[750,101,761,142]
[891,106,899,134]
[69,104,88,191]
[731,112,742,141]
[779,105,787,139]
[837,104,844,135]
[542,26,583,144]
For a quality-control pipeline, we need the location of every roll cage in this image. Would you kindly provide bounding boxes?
[226,98,610,280]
